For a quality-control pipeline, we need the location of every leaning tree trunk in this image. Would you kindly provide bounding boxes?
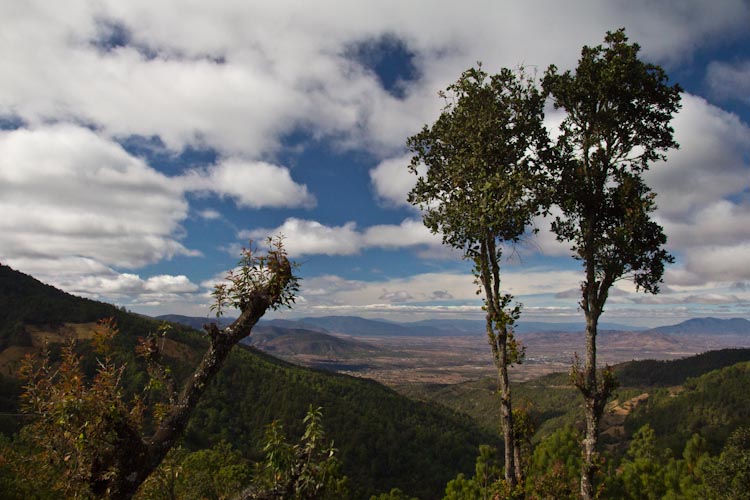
[104,302,274,500]
[102,251,295,500]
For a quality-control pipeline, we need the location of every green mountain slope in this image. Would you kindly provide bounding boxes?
[399,349,750,446]
[625,361,750,455]
[0,264,496,498]
[614,348,750,387]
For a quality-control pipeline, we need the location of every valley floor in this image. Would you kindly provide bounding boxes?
[277,331,750,386]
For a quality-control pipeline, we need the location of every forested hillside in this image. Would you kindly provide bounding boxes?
[3,263,750,499]
[0,264,494,498]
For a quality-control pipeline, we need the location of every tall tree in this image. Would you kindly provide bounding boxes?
[542,29,681,500]
[408,65,547,489]
[19,238,298,500]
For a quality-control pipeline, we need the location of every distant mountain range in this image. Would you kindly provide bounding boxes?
[645,317,750,336]
[157,314,750,340]
[249,325,380,357]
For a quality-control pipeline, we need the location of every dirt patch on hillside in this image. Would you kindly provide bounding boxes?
[26,322,99,347]
[0,345,36,376]
[601,393,649,445]
[160,338,200,363]
[1,323,99,375]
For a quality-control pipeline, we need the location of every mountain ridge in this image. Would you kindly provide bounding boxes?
[159,313,750,338]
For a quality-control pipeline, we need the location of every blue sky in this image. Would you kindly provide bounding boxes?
[1,1,749,327]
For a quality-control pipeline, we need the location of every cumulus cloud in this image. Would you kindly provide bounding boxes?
[630,293,747,306]
[535,94,750,289]
[181,159,316,209]
[639,95,750,287]
[1,0,749,317]
[300,275,367,297]
[0,124,313,307]
[647,94,750,219]
[706,60,750,103]
[0,125,193,269]
[197,208,222,220]
[2,1,747,158]
[240,219,362,257]
[681,243,750,282]
[241,217,442,257]
[379,289,415,302]
[369,154,424,208]
[299,268,581,307]
[5,255,202,308]
[363,218,441,247]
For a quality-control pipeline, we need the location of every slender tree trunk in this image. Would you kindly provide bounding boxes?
[497,325,516,489]
[513,428,524,486]
[479,237,519,491]
[580,311,600,500]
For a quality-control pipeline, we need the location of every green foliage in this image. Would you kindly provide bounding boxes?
[442,445,514,500]
[701,427,750,500]
[137,443,251,500]
[543,28,681,294]
[615,349,750,387]
[211,236,299,317]
[407,64,547,255]
[526,425,581,499]
[406,62,547,343]
[407,63,548,488]
[625,362,750,454]
[0,264,115,349]
[0,261,492,499]
[617,425,671,499]
[243,405,348,499]
[2,240,302,499]
[187,345,494,499]
[0,432,59,499]
[17,330,144,498]
[370,487,419,500]
[543,28,681,498]
[443,473,483,500]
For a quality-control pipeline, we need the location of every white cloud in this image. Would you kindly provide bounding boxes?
[298,268,581,307]
[681,243,750,282]
[641,95,750,287]
[144,274,200,293]
[706,59,750,103]
[0,125,315,309]
[369,154,424,208]
[241,217,442,257]
[5,256,202,307]
[647,94,750,219]
[240,218,362,257]
[363,218,441,247]
[300,275,367,297]
[197,208,221,220]
[181,159,315,209]
[379,289,415,302]
[2,1,747,158]
[662,200,750,249]
[1,1,749,318]
[0,125,193,269]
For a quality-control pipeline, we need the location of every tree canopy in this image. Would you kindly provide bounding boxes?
[408,64,547,490]
[543,28,682,499]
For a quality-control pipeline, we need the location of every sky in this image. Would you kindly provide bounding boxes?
[1,1,749,327]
